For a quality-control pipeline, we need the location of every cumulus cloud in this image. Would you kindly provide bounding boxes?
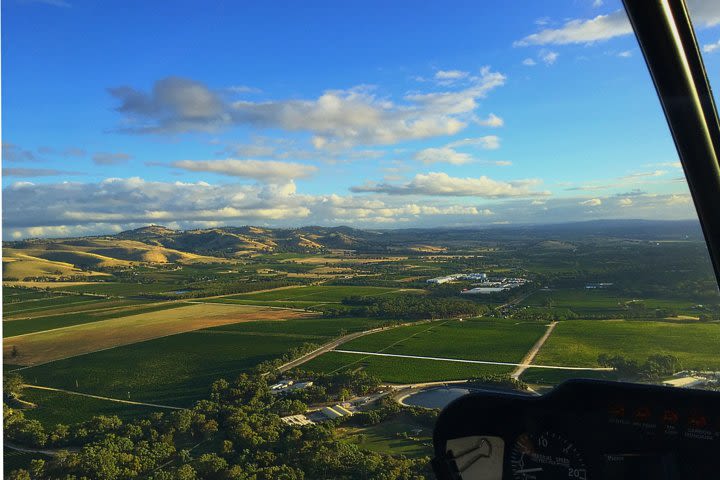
[93,152,134,165]
[580,198,602,206]
[3,177,500,238]
[515,1,720,46]
[617,50,632,58]
[3,178,699,239]
[109,68,506,148]
[522,58,537,66]
[350,172,548,198]
[171,159,317,182]
[478,113,504,127]
[703,39,720,53]
[618,197,633,207]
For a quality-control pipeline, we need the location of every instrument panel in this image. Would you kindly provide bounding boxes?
[432,380,720,479]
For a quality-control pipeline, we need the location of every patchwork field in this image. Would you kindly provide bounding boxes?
[521,289,699,316]
[3,302,185,338]
[228,285,425,303]
[20,387,162,426]
[15,316,369,407]
[533,320,720,370]
[302,351,512,383]
[4,303,311,366]
[301,318,547,383]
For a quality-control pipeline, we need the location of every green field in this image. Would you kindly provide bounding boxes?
[520,368,617,386]
[20,388,161,426]
[227,285,422,303]
[56,282,185,297]
[15,316,378,410]
[4,295,103,315]
[340,414,433,458]
[3,302,186,338]
[302,351,511,383]
[534,320,720,370]
[301,318,545,382]
[340,318,547,363]
[522,289,699,316]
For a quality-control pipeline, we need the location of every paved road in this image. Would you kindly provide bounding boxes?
[510,321,558,380]
[332,348,612,372]
[23,384,184,410]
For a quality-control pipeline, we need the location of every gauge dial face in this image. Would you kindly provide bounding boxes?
[510,431,587,480]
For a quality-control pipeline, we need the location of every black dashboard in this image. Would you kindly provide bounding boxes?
[431,380,720,479]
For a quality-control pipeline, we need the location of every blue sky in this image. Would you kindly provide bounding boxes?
[4,0,720,239]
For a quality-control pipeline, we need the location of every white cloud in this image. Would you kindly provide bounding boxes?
[620,169,668,180]
[3,178,699,239]
[515,1,720,47]
[618,197,633,207]
[617,50,632,58]
[434,70,469,85]
[540,50,559,65]
[515,10,631,46]
[494,161,512,166]
[446,135,501,150]
[666,194,692,206]
[110,68,506,148]
[522,58,537,66]
[478,113,504,127]
[414,147,472,165]
[592,0,604,7]
[171,159,317,182]
[703,39,720,53]
[350,172,548,198]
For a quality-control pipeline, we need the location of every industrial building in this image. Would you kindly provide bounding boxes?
[269,379,314,395]
[427,273,488,284]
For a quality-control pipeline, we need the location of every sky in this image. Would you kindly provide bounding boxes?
[4,0,720,240]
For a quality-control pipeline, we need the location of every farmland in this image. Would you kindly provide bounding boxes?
[4,303,310,366]
[227,285,424,302]
[533,319,720,371]
[302,351,512,383]
[300,318,546,383]
[15,316,370,408]
[3,222,720,478]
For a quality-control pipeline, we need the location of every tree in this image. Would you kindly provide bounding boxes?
[4,372,24,399]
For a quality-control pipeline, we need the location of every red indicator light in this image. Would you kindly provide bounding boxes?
[634,407,652,422]
[688,413,707,429]
[662,410,679,424]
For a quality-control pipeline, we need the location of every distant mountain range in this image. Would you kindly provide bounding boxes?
[2,219,705,279]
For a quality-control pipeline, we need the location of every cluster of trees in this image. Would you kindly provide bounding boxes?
[340,296,487,320]
[6,373,431,480]
[511,307,578,321]
[255,342,321,374]
[280,370,382,404]
[466,375,528,391]
[597,353,683,379]
[345,397,437,429]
